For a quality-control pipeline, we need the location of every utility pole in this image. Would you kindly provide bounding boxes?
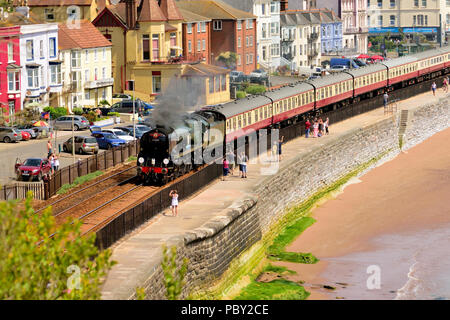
[132,80,136,139]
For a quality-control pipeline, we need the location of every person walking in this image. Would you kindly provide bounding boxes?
[318,118,324,137]
[226,151,235,175]
[222,157,229,181]
[49,154,55,174]
[169,190,179,216]
[305,119,311,138]
[432,82,437,96]
[325,117,330,135]
[278,136,284,161]
[443,77,448,93]
[239,152,248,178]
[313,120,319,138]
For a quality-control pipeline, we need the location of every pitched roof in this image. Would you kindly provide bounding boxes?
[14,0,93,6]
[138,0,167,22]
[178,8,210,22]
[182,62,229,77]
[159,0,184,20]
[58,20,112,50]
[175,0,256,20]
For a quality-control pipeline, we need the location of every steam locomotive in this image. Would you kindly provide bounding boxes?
[138,46,450,184]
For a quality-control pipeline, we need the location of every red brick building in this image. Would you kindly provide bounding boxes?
[176,0,257,74]
[179,8,211,64]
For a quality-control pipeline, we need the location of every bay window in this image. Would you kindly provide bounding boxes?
[27,68,39,88]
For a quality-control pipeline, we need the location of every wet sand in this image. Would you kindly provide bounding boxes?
[277,128,450,299]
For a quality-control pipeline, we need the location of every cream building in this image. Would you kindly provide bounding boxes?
[58,21,113,111]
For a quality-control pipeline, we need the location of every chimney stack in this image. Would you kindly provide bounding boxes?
[125,0,137,29]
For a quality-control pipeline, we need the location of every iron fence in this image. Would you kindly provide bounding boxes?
[95,163,222,249]
[0,181,45,201]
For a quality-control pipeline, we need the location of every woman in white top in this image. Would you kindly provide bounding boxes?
[54,154,60,171]
[169,190,179,216]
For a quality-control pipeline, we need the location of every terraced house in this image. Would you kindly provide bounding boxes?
[58,20,113,110]
[176,0,258,74]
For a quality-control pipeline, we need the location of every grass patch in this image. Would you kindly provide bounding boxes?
[234,279,309,300]
[245,85,266,95]
[236,91,246,99]
[262,263,296,275]
[127,156,137,162]
[57,170,104,195]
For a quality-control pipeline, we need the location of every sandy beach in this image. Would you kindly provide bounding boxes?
[276,127,450,300]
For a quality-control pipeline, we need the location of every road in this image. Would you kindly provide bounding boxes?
[0,122,136,185]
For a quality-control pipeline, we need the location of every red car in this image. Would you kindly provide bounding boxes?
[15,158,52,181]
[20,131,31,141]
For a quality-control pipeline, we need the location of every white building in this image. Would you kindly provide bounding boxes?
[221,0,282,71]
[58,21,113,111]
[20,23,62,109]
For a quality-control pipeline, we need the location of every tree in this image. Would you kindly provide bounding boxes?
[0,192,115,299]
[215,51,237,69]
[161,244,188,300]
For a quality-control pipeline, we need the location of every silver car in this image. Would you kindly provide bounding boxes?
[0,127,22,143]
[53,115,90,131]
[63,136,99,154]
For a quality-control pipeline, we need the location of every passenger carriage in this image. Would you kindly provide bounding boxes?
[347,63,388,98]
[308,73,353,109]
[381,56,418,87]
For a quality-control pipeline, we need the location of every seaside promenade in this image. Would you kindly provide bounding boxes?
[101,89,450,300]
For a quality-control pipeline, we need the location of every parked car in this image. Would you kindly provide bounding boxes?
[110,99,146,114]
[13,125,37,139]
[330,57,358,69]
[249,69,269,84]
[230,71,246,83]
[15,158,52,181]
[0,127,22,143]
[15,124,51,138]
[125,124,151,133]
[330,65,348,71]
[63,136,99,154]
[102,129,137,142]
[53,115,90,131]
[91,131,127,149]
[114,126,145,139]
[112,93,133,104]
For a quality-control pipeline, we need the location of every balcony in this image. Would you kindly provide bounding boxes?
[282,34,295,42]
[308,32,319,42]
[84,78,114,89]
[307,50,319,59]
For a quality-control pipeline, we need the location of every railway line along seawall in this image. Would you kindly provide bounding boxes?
[101,92,449,300]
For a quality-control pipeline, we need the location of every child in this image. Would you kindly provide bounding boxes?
[222,158,229,181]
[169,190,178,216]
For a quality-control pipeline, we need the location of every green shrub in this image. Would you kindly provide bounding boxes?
[57,171,104,195]
[82,111,98,124]
[241,81,250,91]
[107,112,120,117]
[236,91,246,99]
[43,106,67,119]
[98,100,110,106]
[246,85,266,95]
[72,107,84,115]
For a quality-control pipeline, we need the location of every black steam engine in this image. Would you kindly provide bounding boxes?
[137,110,225,185]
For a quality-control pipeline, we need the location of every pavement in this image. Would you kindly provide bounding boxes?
[0,120,137,185]
[100,86,450,300]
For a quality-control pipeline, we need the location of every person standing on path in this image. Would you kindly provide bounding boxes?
[169,190,179,216]
[432,82,437,96]
[49,154,55,174]
[278,136,284,161]
[47,139,53,158]
[305,119,311,138]
[325,117,330,135]
[226,151,235,175]
[383,92,389,108]
[443,77,448,93]
[222,157,229,181]
[54,154,60,171]
[239,152,248,178]
[313,120,319,138]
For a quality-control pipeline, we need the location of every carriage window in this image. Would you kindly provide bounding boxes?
[233,117,237,130]
[254,110,258,122]
[238,116,242,129]
[243,114,247,126]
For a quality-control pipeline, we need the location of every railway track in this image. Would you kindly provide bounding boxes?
[35,164,138,215]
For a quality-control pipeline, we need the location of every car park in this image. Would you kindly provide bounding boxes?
[249,69,269,84]
[230,71,246,83]
[63,136,99,154]
[15,158,52,181]
[53,115,90,131]
[102,129,137,142]
[0,127,22,143]
[91,131,127,149]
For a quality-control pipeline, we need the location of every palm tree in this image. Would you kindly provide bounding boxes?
[215,51,237,69]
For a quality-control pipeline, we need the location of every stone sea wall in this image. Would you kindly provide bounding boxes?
[140,98,450,300]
